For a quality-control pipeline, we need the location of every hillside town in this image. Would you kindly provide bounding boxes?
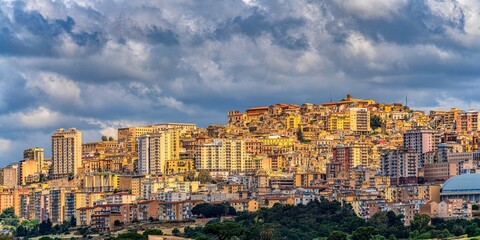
[1,94,480,235]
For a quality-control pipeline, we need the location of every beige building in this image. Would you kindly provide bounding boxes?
[52,128,82,178]
[195,139,246,172]
[347,108,371,134]
[423,162,458,182]
[438,199,472,219]
[137,131,180,175]
[20,159,38,185]
[117,126,153,142]
[3,164,19,187]
[23,147,44,174]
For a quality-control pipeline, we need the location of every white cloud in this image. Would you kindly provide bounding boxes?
[0,107,72,129]
[0,138,12,155]
[430,94,480,111]
[82,118,148,140]
[333,0,408,19]
[25,72,82,105]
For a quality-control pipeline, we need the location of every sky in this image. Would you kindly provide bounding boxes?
[1,0,480,165]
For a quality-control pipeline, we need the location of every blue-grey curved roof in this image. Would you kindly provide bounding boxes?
[442,174,480,193]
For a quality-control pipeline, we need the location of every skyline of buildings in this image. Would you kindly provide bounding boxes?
[2,94,480,230]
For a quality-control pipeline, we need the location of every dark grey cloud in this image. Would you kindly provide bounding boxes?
[1,0,480,165]
[212,10,309,50]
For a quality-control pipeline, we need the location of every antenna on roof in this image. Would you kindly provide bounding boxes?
[406,96,408,107]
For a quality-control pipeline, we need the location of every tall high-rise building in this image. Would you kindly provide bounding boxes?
[51,128,82,178]
[347,108,371,134]
[118,126,154,155]
[23,147,44,174]
[327,144,370,179]
[19,159,37,185]
[3,163,19,187]
[381,149,418,185]
[456,111,480,134]
[137,131,180,175]
[404,128,435,167]
[195,139,246,172]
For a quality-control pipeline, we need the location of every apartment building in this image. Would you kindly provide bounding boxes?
[51,128,82,178]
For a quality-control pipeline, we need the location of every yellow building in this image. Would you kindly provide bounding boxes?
[117,126,153,142]
[230,199,259,212]
[259,136,294,147]
[263,196,295,208]
[83,173,119,192]
[137,131,180,175]
[20,159,38,185]
[195,139,246,172]
[328,113,347,132]
[131,176,143,198]
[82,141,120,155]
[294,172,322,187]
[52,128,82,178]
[23,147,44,174]
[118,126,154,154]
[285,115,301,130]
[75,192,105,209]
[223,184,245,194]
[347,108,371,134]
[165,159,194,174]
[0,193,14,214]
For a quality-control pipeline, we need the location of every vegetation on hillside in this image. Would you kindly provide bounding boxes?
[181,200,480,240]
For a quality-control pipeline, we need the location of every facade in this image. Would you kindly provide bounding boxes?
[23,147,45,174]
[423,162,458,182]
[347,108,371,134]
[3,164,19,188]
[20,159,38,185]
[403,128,435,167]
[438,199,472,219]
[195,139,246,172]
[165,159,194,174]
[456,111,480,134]
[137,131,180,175]
[51,128,82,178]
[381,149,418,185]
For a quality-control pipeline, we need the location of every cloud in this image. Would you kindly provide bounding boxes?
[332,0,408,20]
[0,106,71,129]
[0,138,12,155]
[1,0,480,165]
[25,72,82,105]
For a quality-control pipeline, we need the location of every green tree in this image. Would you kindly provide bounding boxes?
[370,115,382,130]
[410,214,430,233]
[172,228,181,236]
[297,128,304,142]
[0,207,19,227]
[39,219,53,235]
[39,237,54,240]
[204,221,246,240]
[184,170,196,181]
[114,220,122,227]
[108,136,114,141]
[451,224,464,236]
[466,223,480,237]
[114,231,147,240]
[143,228,163,236]
[70,215,76,227]
[351,226,377,240]
[261,225,274,240]
[101,135,108,141]
[197,170,213,183]
[328,231,348,240]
